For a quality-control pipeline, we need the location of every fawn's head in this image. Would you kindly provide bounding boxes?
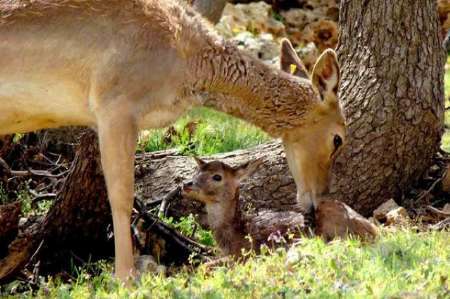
[182,158,262,205]
[279,40,346,212]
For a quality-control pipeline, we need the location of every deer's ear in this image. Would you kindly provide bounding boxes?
[234,159,263,181]
[194,157,206,168]
[311,49,340,102]
[280,39,309,79]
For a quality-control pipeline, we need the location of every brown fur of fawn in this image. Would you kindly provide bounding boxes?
[182,158,306,257]
[315,200,378,241]
[0,0,344,280]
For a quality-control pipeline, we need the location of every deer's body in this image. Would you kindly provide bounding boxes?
[0,0,201,134]
[204,192,249,256]
[1,0,345,280]
[183,158,306,257]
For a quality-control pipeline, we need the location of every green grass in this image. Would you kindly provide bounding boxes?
[137,107,269,156]
[3,230,448,298]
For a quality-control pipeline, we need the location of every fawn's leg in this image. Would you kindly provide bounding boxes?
[96,102,138,282]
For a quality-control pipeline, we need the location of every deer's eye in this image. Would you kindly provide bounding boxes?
[212,174,222,182]
[333,134,342,149]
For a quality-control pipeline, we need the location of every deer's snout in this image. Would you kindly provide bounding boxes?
[182,181,194,193]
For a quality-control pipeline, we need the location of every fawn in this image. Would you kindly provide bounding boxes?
[183,158,377,256]
[0,0,345,280]
[315,199,378,241]
[182,158,306,257]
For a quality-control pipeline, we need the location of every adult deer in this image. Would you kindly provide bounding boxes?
[0,0,345,281]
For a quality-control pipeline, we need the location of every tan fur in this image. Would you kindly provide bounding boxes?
[182,159,251,256]
[0,1,344,280]
[315,200,378,241]
[182,158,305,257]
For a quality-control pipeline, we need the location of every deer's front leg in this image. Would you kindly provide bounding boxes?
[96,102,137,282]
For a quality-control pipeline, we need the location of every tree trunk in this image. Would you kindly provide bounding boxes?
[330,0,445,215]
[38,130,113,273]
[0,131,112,281]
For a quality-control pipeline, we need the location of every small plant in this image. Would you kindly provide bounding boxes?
[16,183,52,216]
[161,214,215,247]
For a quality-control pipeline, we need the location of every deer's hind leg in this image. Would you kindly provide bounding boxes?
[95,99,138,282]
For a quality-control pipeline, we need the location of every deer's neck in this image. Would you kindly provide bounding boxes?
[205,189,247,255]
[187,42,317,137]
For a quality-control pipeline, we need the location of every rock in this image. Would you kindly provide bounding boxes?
[443,203,450,214]
[373,199,400,222]
[281,9,319,46]
[385,207,410,226]
[280,4,338,50]
[231,32,280,61]
[216,2,286,38]
[134,255,166,276]
[302,19,338,51]
[285,246,300,269]
[18,217,28,228]
[296,42,319,71]
[285,245,314,270]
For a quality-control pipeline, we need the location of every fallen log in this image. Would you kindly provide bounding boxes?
[134,141,301,227]
[0,130,300,282]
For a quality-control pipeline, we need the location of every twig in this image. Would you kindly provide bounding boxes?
[141,212,211,255]
[158,186,181,218]
[28,169,69,178]
[415,176,444,203]
[8,168,69,178]
[432,217,450,230]
[426,205,450,218]
[25,239,45,269]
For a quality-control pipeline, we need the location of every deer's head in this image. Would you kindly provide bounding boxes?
[279,40,346,213]
[182,158,262,206]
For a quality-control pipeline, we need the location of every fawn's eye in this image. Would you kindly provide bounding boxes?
[212,174,222,182]
[333,134,342,149]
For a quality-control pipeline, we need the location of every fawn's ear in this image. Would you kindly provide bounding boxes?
[194,157,206,168]
[311,49,340,102]
[280,39,309,79]
[234,159,263,181]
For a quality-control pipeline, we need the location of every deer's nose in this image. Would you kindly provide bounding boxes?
[183,181,194,192]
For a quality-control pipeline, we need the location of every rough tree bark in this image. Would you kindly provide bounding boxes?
[329,0,445,214]
[38,130,112,270]
[0,131,112,281]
